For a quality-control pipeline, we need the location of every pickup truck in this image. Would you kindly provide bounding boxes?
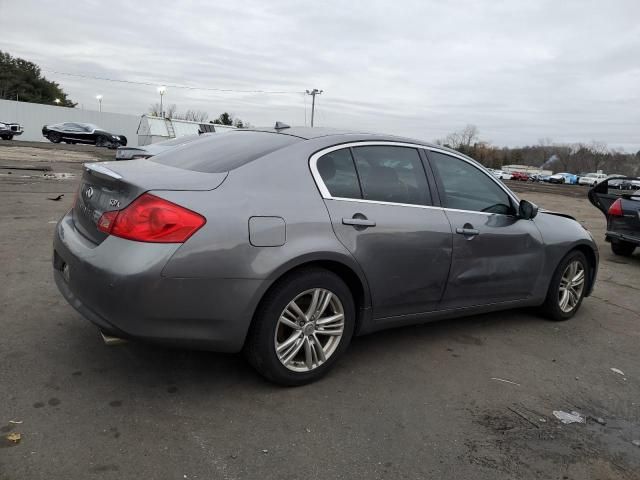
[588,177,640,256]
[0,121,23,140]
[579,172,608,186]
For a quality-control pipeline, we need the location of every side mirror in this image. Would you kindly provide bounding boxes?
[519,199,538,220]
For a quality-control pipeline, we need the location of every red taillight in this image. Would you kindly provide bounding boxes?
[97,193,206,243]
[608,198,624,217]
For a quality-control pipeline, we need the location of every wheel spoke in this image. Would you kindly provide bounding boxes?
[315,328,343,336]
[276,330,302,353]
[559,290,570,310]
[287,300,307,322]
[312,334,327,363]
[316,291,333,319]
[281,337,305,365]
[303,337,313,369]
[279,315,300,330]
[572,269,585,287]
[315,313,344,326]
[305,289,321,319]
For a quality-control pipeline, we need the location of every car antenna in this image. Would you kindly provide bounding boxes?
[274,121,290,131]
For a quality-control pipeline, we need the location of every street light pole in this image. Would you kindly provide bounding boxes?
[305,89,323,127]
[158,86,166,117]
[96,94,103,112]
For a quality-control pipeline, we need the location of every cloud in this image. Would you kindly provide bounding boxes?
[1,0,638,150]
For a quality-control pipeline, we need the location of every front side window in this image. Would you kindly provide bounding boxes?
[316,148,361,199]
[351,146,430,206]
[429,151,514,214]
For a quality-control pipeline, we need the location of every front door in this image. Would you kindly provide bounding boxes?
[313,145,452,319]
[427,150,545,308]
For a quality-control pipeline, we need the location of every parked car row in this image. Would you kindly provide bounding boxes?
[0,120,128,149]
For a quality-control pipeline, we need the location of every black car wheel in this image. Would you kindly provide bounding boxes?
[1,134,13,140]
[245,267,355,386]
[541,250,588,321]
[611,241,636,257]
[95,135,109,148]
[48,132,62,143]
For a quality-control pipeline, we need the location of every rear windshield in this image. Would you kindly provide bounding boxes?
[150,131,301,173]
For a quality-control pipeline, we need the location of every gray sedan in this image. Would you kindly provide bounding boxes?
[53,127,598,385]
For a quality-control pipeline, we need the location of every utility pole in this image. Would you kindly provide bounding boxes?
[305,89,323,127]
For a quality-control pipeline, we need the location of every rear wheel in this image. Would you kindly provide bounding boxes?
[244,268,355,386]
[611,241,636,257]
[541,251,588,321]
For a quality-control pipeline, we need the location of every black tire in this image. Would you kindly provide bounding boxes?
[48,132,61,143]
[611,241,636,257]
[1,134,13,140]
[95,135,109,148]
[244,268,355,386]
[540,250,589,321]
[118,135,128,146]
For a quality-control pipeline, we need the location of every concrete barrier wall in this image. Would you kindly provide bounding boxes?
[0,99,142,146]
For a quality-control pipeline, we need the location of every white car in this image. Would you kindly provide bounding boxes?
[492,170,513,180]
[578,173,607,186]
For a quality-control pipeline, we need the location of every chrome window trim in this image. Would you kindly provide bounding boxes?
[309,141,520,212]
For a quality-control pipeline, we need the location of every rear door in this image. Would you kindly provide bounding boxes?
[312,144,452,319]
[426,150,545,308]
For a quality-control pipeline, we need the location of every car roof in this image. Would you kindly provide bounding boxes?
[235,126,446,149]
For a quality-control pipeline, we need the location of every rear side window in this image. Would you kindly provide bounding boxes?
[429,151,514,214]
[151,131,301,173]
[351,146,430,206]
[316,149,361,199]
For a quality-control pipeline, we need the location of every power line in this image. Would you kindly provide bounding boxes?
[42,69,304,95]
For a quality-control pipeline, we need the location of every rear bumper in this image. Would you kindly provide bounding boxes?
[605,231,640,246]
[53,211,261,352]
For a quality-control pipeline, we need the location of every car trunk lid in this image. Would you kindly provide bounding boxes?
[73,160,227,244]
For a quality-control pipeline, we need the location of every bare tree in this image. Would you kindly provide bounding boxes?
[148,103,177,118]
[174,110,209,122]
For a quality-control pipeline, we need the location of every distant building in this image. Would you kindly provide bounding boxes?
[137,115,235,145]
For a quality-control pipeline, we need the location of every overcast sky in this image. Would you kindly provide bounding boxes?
[1,0,639,150]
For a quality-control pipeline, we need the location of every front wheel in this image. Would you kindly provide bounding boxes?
[1,134,13,140]
[540,251,588,321]
[48,132,61,143]
[611,241,636,257]
[244,268,355,386]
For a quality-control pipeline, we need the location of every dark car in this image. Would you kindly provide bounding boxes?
[53,127,599,385]
[42,122,127,148]
[0,121,23,140]
[589,177,640,256]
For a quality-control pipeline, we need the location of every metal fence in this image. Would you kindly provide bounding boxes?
[0,99,142,146]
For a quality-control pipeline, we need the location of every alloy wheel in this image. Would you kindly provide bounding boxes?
[558,260,585,313]
[274,288,345,372]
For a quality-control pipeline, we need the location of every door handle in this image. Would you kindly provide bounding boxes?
[456,227,479,236]
[342,217,376,227]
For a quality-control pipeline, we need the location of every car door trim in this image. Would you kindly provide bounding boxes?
[309,141,520,217]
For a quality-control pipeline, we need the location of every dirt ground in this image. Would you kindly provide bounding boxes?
[1,143,639,480]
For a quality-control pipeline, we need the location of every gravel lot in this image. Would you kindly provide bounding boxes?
[1,142,639,480]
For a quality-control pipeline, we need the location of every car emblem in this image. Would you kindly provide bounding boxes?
[84,186,94,199]
[109,199,120,208]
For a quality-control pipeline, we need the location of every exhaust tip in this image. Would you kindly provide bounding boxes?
[100,331,128,346]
